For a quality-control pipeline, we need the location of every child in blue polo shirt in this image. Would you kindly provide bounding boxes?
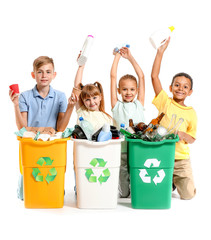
[9,56,78,200]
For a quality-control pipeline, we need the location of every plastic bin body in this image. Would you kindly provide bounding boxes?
[18,137,70,208]
[73,138,123,209]
[126,136,179,209]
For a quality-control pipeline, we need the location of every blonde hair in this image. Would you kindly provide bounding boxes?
[119,74,137,88]
[79,82,111,118]
[33,56,54,72]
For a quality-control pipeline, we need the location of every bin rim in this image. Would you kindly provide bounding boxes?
[17,136,70,145]
[125,135,179,145]
[71,137,124,146]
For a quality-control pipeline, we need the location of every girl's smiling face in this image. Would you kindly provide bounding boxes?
[118,79,138,102]
[83,94,102,111]
[169,76,193,105]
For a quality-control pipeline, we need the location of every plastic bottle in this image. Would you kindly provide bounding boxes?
[114,44,130,53]
[78,35,94,66]
[119,123,126,137]
[149,26,175,49]
[79,117,94,140]
[97,123,112,142]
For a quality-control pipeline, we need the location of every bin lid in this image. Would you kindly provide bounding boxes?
[71,137,124,146]
[125,135,179,145]
[17,136,70,145]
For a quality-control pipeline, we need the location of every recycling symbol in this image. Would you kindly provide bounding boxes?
[139,158,165,185]
[85,158,110,184]
[32,157,57,184]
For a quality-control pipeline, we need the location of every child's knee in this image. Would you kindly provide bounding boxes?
[178,183,196,200]
[180,188,196,200]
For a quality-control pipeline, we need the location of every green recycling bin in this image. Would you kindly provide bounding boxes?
[126,136,179,209]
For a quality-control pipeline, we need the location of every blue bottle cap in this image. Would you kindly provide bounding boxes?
[79,117,84,121]
[125,44,130,48]
[120,123,125,128]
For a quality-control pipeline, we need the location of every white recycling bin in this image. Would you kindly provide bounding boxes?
[72,138,123,209]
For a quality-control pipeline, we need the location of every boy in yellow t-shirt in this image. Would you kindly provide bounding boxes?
[151,38,197,200]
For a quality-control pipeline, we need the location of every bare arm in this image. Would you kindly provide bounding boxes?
[56,93,79,132]
[9,89,27,130]
[178,131,195,144]
[151,38,170,96]
[126,52,145,105]
[74,65,85,89]
[74,64,85,110]
[120,47,145,105]
[110,51,121,109]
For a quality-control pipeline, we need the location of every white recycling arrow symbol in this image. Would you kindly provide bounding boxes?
[139,169,151,183]
[144,158,161,168]
[139,158,165,186]
[153,169,165,185]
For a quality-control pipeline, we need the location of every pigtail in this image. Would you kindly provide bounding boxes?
[93,81,105,110]
[93,81,112,119]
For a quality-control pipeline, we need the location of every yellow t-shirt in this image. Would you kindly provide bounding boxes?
[152,90,197,160]
[76,106,113,133]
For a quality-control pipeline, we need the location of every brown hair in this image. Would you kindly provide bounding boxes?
[119,74,137,88]
[79,82,111,118]
[33,56,54,72]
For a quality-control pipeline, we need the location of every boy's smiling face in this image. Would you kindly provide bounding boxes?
[31,63,56,88]
[118,79,138,102]
[169,76,193,105]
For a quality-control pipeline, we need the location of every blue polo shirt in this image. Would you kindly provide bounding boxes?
[19,85,67,129]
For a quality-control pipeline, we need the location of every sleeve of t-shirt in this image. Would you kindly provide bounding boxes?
[187,109,197,139]
[59,92,67,113]
[152,90,169,112]
[19,93,28,112]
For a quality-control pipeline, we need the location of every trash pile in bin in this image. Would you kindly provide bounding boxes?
[71,117,120,142]
[15,127,72,141]
[120,113,184,142]
[14,113,183,143]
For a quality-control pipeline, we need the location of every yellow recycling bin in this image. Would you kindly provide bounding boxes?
[18,136,70,208]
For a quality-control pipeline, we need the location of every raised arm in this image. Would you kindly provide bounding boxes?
[73,52,85,110]
[110,51,121,109]
[151,38,170,96]
[120,47,145,106]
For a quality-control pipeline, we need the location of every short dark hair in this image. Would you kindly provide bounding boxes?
[171,72,193,90]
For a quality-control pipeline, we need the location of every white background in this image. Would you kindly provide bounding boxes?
[0,0,210,239]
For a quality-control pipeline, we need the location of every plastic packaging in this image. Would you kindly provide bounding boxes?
[78,35,94,66]
[92,127,103,141]
[79,117,94,140]
[72,125,87,139]
[149,26,175,49]
[97,123,112,142]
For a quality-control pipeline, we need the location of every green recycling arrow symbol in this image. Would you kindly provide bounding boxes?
[85,158,110,184]
[90,158,107,167]
[32,168,43,182]
[98,168,110,184]
[37,157,54,166]
[45,167,57,184]
[32,157,57,184]
[85,169,97,182]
